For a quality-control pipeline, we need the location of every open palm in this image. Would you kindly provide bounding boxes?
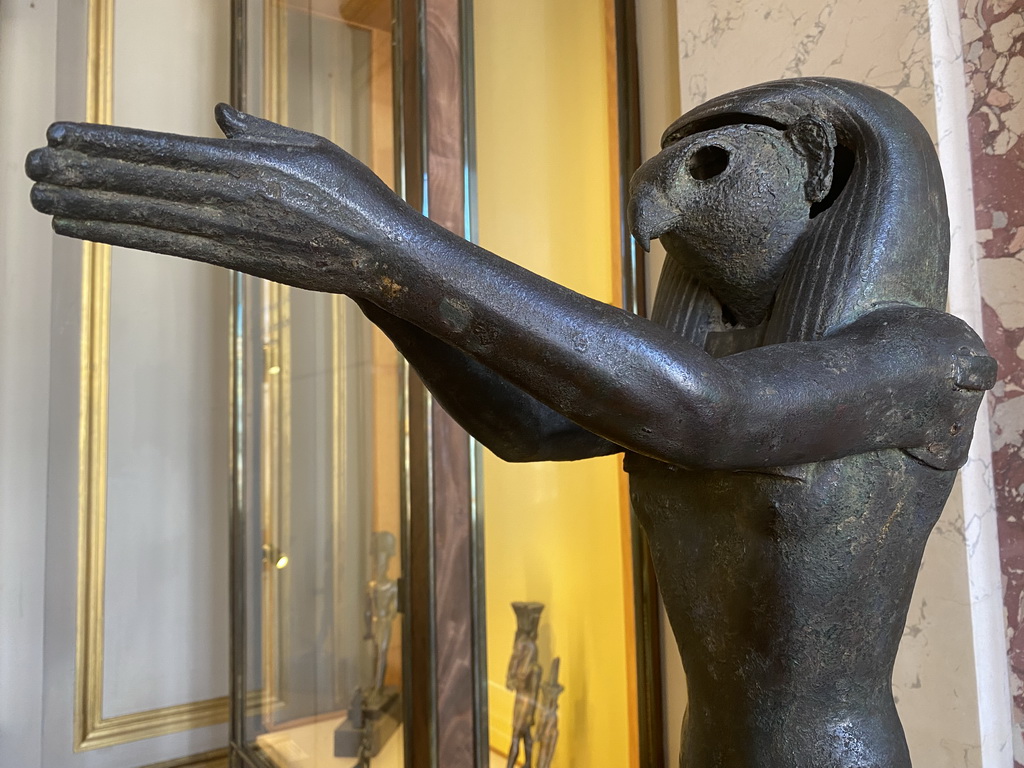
[27,104,412,294]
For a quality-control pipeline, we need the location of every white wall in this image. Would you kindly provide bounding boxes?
[1,2,234,766]
[0,2,60,766]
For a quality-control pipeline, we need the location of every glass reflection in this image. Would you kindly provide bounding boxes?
[238,1,403,766]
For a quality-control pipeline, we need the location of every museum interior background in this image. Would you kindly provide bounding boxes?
[1,0,1022,767]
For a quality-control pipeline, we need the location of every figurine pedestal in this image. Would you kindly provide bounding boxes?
[334,687,401,758]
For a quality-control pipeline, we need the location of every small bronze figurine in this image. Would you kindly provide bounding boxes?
[366,530,399,697]
[335,530,402,759]
[505,602,544,768]
[533,658,564,768]
[27,78,997,767]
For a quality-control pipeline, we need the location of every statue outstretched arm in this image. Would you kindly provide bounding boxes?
[26,108,617,462]
[27,108,993,470]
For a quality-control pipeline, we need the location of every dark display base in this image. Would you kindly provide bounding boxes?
[334,687,401,758]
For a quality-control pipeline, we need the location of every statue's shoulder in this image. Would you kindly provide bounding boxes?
[835,305,996,470]
[860,305,994,380]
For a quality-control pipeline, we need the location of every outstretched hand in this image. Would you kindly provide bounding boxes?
[26,104,413,294]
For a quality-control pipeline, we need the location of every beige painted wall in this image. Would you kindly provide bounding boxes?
[0,3,60,767]
[2,1,235,766]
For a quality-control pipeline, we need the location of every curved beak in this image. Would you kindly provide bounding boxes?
[627,158,685,252]
[627,186,682,252]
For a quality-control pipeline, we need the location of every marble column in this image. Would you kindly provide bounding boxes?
[666,1,1016,765]
[959,1,1024,765]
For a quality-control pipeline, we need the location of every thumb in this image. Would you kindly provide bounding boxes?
[214,103,321,146]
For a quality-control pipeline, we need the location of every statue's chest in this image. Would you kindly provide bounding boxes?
[622,450,954,647]
[622,449,940,557]
[624,453,809,550]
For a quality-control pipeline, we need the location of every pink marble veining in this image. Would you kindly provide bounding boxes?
[960,0,1024,763]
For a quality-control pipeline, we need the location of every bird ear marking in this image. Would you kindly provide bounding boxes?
[784,115,836,204]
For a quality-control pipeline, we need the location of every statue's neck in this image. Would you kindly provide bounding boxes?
[650,254,770,356]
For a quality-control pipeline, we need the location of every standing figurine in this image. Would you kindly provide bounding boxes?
[534,658,564,768]
[334,530,402,758]
[365,530,399,697]
[28,78,998,767]
[506,602,544,768]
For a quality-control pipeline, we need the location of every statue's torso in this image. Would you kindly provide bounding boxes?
[625,449,956,767]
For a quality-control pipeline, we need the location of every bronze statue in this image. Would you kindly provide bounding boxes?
[534,658,564,768]
[505,602,544,768]
[27,78,996,767]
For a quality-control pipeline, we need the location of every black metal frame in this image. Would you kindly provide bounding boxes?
[227,2,248,765]
[393,2,438,763]
[613,2,668,766]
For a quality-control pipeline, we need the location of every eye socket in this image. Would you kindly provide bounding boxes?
[686,145,730,180]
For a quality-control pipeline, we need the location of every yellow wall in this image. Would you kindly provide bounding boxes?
[474,2,636,766]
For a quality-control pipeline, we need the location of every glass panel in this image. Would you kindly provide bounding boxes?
[237,1,404,766]
[473,2,641,767]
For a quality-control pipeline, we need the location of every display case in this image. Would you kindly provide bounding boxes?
[229,2,406,765]
[226,3,662,767]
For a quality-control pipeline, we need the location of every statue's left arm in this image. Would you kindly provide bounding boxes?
[27,109,994,471]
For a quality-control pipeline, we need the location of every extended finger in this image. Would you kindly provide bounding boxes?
[32,183,243,240]
[44,120,265,172]
[52,217,310,287]
[36,182,329,259]
[52,217,244,272]
[26,148,257,204]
